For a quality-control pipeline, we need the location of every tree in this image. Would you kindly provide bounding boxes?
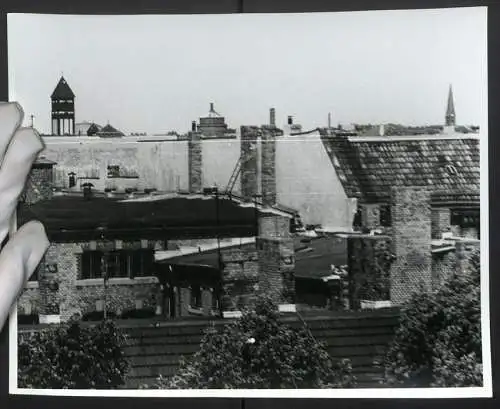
[155,297,355,389]
[382,250,482,387]
[18,319,129,389]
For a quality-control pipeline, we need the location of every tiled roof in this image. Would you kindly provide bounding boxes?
[98,124,124,138]
[320,129,480,204]
[51,77,75,99]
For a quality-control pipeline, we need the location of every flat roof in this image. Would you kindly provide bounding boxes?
[18,194,264,242]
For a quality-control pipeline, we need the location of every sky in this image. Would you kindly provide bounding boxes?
[8,8,487,135]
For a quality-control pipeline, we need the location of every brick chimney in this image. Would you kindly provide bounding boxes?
[240,126,260,201]
[188,130,202,193]
[23,158,56,205]
[390,186,432,304]
[261,126,277,206]
[258,126,295,305]
[270,108,276,127]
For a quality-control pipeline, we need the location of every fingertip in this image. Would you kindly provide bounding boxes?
[0,101,24,126]
[13,127,45,155]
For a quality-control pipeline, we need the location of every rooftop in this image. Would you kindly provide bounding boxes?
[51,77,75,99]
[158,235,348,280]
[18,194,269,242]
[97,124,125,138]
[319,129,480,205]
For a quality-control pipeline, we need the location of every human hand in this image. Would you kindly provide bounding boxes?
[0,102,49,331]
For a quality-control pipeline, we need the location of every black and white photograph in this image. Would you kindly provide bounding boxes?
[7,7,490,397]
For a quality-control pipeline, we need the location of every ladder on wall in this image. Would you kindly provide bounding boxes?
[224,147,258,196]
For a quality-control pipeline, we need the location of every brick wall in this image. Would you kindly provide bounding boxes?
[390,187,432,305]
[359,204,380,230]
[258,214,295,304]
[188,131,202,193]
[431,250,457,290]
[20,240,165,322]
[456,238,481,276]
[240,126,260,201]
[23,165,54,205]
[431,207,451,239]
[347,235,392,310]
[220,245,259,311]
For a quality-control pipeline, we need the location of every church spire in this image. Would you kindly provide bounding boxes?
[445,84,456,126]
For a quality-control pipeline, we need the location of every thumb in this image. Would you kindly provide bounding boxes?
[0,220,49,331]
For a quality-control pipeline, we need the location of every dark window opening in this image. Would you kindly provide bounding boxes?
[191,285,202,309]
[107,165,120,178]
[380,204,392,227]
[451,209,480,237]
[68,172,76,188]
[81,251,104,280]
[80,249,155,280]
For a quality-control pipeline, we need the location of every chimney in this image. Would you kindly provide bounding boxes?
[328,113,332,129]
[287,116,293,125]
[210,102,215,113]
[270,108,276,127]
[390,186,432,304]
[188,130,202,193]
[240,126,260,201]
[379,124,385,136]
[191,121,197,132]
[24,158,56,205]
[261,126,277,206]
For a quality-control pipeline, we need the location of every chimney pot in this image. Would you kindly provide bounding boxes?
[192,121,196,131]
[288,116,293,125]
[210,102,214,112]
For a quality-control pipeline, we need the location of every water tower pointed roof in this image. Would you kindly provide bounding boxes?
[51,76,75,99]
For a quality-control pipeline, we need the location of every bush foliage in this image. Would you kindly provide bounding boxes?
[383,251,482,387]
[18,320,129,389]
[151,297,355,389]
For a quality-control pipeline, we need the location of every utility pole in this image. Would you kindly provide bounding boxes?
[98,227,109,320]
[215,187,223,318]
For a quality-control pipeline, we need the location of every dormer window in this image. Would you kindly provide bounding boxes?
[445,164,457,175]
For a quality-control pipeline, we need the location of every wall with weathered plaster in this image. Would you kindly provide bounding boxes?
[275,131,356,230]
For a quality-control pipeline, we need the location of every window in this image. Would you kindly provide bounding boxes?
[106,252,122,278]
[107,165,120,178]
[451,210,480,229]
[190,285,202,309]
[380,204,392,227]
[68,172,76,188]
[80,249,154,280]
[80,251,104,279]
[131,249,155,277]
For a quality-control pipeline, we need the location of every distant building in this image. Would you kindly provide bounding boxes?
[75,121,102,136]
[97,123,125,138]
[194,103,236,138]
[51,76,76,136]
